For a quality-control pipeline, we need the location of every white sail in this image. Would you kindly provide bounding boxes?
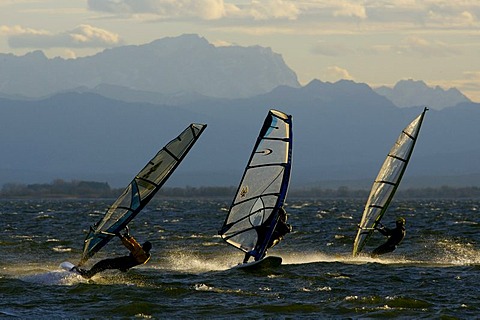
[352,108,427,256]
[219,110,293,261]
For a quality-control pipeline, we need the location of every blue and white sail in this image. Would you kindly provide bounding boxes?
[352,108,427,256]
[79,123,207,265]
[219,109,293,261]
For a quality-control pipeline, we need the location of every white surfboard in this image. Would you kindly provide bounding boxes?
[60,261,81,275]
[233,255,282,271]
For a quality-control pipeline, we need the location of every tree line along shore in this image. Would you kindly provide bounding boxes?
[1,179,480,200]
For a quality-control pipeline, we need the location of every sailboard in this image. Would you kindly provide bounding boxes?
[60,261,81,275]
[218,109,293,267]
[233,256,282,271]
[352,108,427,256]
[77,123,207,266]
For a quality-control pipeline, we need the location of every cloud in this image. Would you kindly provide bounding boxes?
[310,41,354,56]
[87,0,302,21]
[247,0,300,20]
[434,71,480,102]
[3,24,122,49]
[87,0,232,20]
[398,35,461,57]
[366,35,461,58]
[325,66,354,81]
[333,2,366,20]
[426,9,478,27]
[0,25,49,36]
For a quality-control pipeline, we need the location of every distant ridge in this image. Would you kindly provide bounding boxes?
[1,80,479,189]
[375,79,470,110]
[0,34,300,99]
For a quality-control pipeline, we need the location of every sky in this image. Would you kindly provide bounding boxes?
[0,0,479,102]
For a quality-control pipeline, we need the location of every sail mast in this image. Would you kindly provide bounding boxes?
[352,108,427,256]
[219,109,293,261]
[79,123,207,265]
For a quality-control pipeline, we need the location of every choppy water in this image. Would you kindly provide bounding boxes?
[1,198,480,319]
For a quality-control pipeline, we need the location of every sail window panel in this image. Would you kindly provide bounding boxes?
[404,116,421,137]
[234,167,284,204]
[136,180,156,202]
[251,139,288,167]
[138,153,175,182]
[390,134,413,160]
[228,195,277,225]
[265,116,289,140]
[228,200,257,225]
[378,157,404,184]
[225,216,253,236]
[228,229,258,251]
[363,206,382,227]
[165,127,200,159]
[369,182,395,209]
[96,185,133,230]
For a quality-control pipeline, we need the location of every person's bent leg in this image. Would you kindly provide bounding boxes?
[82,256,132,278]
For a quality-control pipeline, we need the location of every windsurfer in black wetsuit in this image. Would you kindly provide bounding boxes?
[73,227,151,278]
[371,217,406,257]
[243,207,292,263]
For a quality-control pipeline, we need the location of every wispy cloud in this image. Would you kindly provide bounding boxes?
[325,66,354,81]
[1,24,122,48]
[85,0,480,29]
[333,1,367,20]
[367,35,462,58]
[310,41,354,56]
[395,35,461,57]
[434,70,480,102]
[87,0,234,20]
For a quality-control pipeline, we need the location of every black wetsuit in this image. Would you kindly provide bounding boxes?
[243,207,292,263]
[371,224,406,257]
[77,234,151,278]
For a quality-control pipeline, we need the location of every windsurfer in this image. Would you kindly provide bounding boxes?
[74,227,152,278]
[243,207,292,263]
[371,217,406,257]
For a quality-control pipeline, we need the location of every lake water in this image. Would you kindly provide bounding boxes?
[1,198,479,319]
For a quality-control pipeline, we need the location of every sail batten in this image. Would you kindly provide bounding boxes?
[389,154,408,162]
[79,123,207,266]
[352,108,427,256]
[219,109,293,261]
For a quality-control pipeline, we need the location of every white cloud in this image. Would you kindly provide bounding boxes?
[211,39,234,47]
[87,0,301,21]
[84,0,480,32]
[0,25,49,36]
[434,71,480,102]
[247,0,300,20]
[398,35,461,57]
[366,35,461,58]
[4,24,122,49]
[333,2,366,19]
[426,9,477,27]
[325,66,354,81]
[87,0,232,20]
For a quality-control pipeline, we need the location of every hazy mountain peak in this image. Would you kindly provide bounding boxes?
[147,34,212,51]
[24,50,47,60]
[0,34,299,99]
[375,79,470,110]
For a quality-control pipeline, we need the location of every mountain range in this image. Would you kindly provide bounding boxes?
[1,80,479,189]
[0,34,479,189]
[0,34,299,99]
[375,79,470,110]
